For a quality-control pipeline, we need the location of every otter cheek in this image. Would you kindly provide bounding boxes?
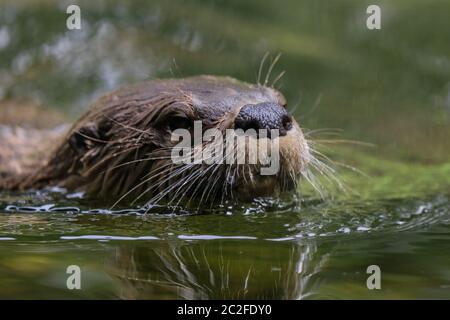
[279,124,310,177]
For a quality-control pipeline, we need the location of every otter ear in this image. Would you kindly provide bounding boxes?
[68,123,101,154]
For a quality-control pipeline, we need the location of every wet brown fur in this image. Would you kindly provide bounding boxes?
[0,76,310,205]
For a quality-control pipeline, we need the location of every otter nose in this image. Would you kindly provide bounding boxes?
[234,102,293,137]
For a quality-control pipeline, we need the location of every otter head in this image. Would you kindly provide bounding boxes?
[23,76,311,207]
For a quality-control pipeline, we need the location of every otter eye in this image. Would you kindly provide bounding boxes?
[167,116,192,131]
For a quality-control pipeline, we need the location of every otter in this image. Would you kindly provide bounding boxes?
[0,76,310,207]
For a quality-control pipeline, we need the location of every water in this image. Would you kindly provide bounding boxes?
[1,192,449,299]
[0,0,449,299]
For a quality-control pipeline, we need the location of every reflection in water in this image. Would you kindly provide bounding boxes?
[0,193,449,299]
[107,240,329,299]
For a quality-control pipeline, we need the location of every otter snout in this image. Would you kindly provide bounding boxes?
[234,102,293,137]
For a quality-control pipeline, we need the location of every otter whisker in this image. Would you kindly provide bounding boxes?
[308,162,335,192]
[188,166,219,211]
[298,93,323,120]
[140,150,204,203]
[168,165,209,208]
[257,52,270,85]
[136,160,179,185]
[186,142,233,209]
[101,113,150,135]
[271,70,286,88]
[182,165,219,210]
[111,153,195,208]
[189,148,228,206]
[73,131,109,144]
[137,144,218,208]
[287,90,303,115]
[264,53,281,87]
[144,169,198,209]
[110,174,154,209]
[138,162,197,206]
[186,142,236,209]
[86,144,142,173]
[301,168,326,199]
[311,148,369,178]
[204,164,227,209]
[309,156,346,192]
[100,155,172,175]
[137,146,195,181]
[239,163,249,186]
[304,128,343,137]
[314,158,357,196]
[109,167,171,209]
[221,152,237,204]
[326,160,369,178]
[312,139,376,147]
[230,164,239,201]
[173,170,206,208]
[288,161,299,191]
